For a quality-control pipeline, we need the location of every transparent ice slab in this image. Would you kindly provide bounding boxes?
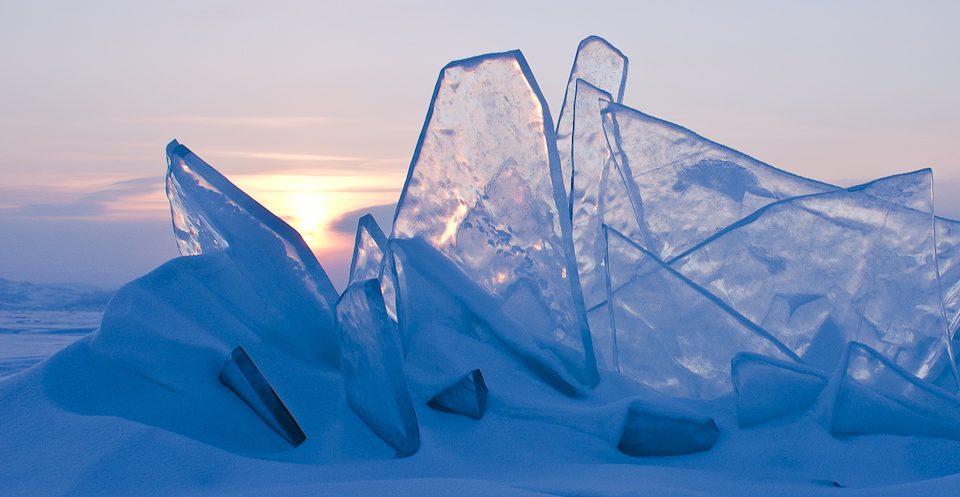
[165,141,341,366]
[391,51,596,390]
[336,278,419,457]
[936,216,960,338]
[671,170,955,382]
[427,369,488,420]
[605,226,796,398]
[218,346,306,447]
[731,352,829,427]
[556,36,628,207]
[600,104,835,261]
[570,80,615,312]
[823,341,960,441]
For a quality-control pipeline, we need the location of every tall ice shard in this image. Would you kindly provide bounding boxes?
[165,141,341,366]
[391,51,597,390]
[336,278,419,457]
[671,170,956,383]
[605,226,796,398]
[556,36,628,207]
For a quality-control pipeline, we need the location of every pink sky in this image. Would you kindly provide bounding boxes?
[2,1,958,290]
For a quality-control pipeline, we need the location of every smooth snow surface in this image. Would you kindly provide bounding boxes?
[4,36,960,496]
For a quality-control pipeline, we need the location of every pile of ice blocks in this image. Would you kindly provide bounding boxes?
[161,36,960,457]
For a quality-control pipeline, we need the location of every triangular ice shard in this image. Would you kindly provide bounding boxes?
[822,342,960,441]
[218,346,306,448]
[166,141,340,366]
[600,104,835,261]
[347,214,399,322]
[556,36,628,206]
[348,214,388,286]
[336,278,419,457]
[731,352,830,427]
[427,369,488,420]
[672,170,955,382]
[605,226,796,398]
[391,50,597,390]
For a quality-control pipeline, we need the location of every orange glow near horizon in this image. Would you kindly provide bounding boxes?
[2,170,407,264]
[230,172,406,258]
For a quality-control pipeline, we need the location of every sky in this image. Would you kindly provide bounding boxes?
[1,0,958,291]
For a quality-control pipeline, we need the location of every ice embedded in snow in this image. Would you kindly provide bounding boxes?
[731,352,830,427]
[166,141,341,366]
[569,80,616,312]
[617,400,719,457]
[336,278,419,457]
[671,169,956,385]
[822,341,960,441]
[556,35,628,207]
[600,103,835,261]
[218,346,306,447]
[604,226,795,398]
[427,369,488,420]
[391,50,596,391]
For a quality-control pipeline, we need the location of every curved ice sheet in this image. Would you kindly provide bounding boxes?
[336,279,419,457]
[600,103,835,261]
[392,51,597,389]
[556,36,628,206]
[605,226,796,398]
[671,170,955,383]
[165,141,340,366]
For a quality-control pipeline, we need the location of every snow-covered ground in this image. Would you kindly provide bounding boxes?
[0,310,100,377]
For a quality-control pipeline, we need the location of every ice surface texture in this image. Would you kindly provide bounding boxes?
[219,346,306,447]
[166,141,340,366]
[336,278,419,457]
[601,104,835,261]
[672,170,956,384]
[605,226,796,398]
[391,50,596,391]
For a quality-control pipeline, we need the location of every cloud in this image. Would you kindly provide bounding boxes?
[329,203,397,235]
[3,176,166,220]
[126,116,343,128]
